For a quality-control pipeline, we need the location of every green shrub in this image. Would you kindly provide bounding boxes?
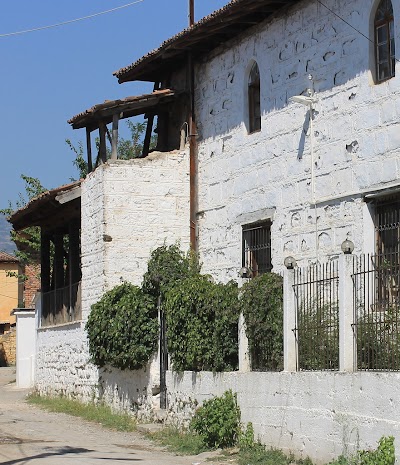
[359,436,395,465]
[190,390,241,448]
[297,301,339,371]
[164,275,239,371]
[142,243,199,298]
[86,282,158,370]
[240,273,284,371]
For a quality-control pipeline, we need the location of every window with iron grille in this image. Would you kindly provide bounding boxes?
[375,196,400,308]
[242,221,272,276]
[374,0,395,83]
[248,62,261,133]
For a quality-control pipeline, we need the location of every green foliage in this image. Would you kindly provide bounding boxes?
[67,120,158,181]
[240,273,284,371]
[142,243,199,299]
[328,436,395,465]
[356,307,400,370]
[164,275,239,371]
[359,436,395,465]
[86,282,158,370]
[28,394,136,432]
[297,301,339,371]
[0,174,47,265]
[239,422,256,451]
[190,390,241,449]
[148,427,208,455]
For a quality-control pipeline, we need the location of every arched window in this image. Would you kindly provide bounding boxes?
[375,0,395,83]
[248,62,261,133]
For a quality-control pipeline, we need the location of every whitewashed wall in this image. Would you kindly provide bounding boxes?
[35,150,190,407]
[195,0,400,280]
[166,370,400,464]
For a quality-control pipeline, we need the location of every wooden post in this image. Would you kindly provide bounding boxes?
[141,114,154,158]
[111,114,119,160]
[53,233,65,323]
[69,220,81,321]
[189,0,194,26]
[40,231,51,324]
[86,128,93,173]
[99,122,107,163]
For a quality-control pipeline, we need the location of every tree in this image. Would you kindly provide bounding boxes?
[0,175,46,266]
[67,120,157,180]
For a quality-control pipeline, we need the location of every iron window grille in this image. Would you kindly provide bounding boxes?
[375,0,395,83]
[242,221,272,276]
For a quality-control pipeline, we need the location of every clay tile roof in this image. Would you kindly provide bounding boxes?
[68,89,177,130]
[9,180,81,231]
[114,0,299,83]
[0,251,19,263]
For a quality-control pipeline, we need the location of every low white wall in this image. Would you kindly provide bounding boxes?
[35,322,98,400]
[166,370,400,464]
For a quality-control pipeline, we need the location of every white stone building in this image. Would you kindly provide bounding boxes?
[9,0,400,463]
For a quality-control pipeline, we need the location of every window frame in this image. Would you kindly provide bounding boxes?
[374,0,395,84]
[247,62,261,134]
[242,220,272,277]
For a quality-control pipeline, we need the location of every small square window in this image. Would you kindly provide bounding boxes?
[242,221,272,276]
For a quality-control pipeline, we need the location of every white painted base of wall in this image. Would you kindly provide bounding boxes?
[166,370,400,465]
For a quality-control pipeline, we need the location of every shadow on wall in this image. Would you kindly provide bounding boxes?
[98,365,154,419]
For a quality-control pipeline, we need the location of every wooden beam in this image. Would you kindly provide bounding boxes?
[86,128,93,173]
[111,114,119,160]
[141,114,154,158]
[99,123,107,163]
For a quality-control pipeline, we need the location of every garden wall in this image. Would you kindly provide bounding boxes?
[166,370,400,465]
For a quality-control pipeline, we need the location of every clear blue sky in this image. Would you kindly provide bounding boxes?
[0,0,227,208]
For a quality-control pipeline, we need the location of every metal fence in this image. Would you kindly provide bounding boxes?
[293,261,339,371]
[352,253,400,371]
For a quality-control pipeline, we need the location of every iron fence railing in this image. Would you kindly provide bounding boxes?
[293,261,339,371]
[352,253,400,371]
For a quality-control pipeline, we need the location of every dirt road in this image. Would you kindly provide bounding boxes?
[0,367,228,465]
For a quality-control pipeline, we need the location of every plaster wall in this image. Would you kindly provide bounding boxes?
[194,0,400,280]
[35,150,190,406]
[166,370,400,464]
[0,263,20,326]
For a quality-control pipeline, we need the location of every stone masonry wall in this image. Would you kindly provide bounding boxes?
[0,328,16,366]
[166,370,400,465]
[194,0,400,280]
[35,150,190,408]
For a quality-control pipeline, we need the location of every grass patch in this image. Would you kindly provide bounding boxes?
[238,442,314,465]
[148,427,209,455]
[28,394,136,432]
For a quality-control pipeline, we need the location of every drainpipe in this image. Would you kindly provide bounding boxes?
[188,0,197,251]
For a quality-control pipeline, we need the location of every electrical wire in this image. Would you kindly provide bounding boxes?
[316,0,400,63]
[0,0,144,38]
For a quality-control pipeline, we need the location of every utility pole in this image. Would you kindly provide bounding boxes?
[189,0,194,26]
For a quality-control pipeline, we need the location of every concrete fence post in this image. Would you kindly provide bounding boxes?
[12,308,36,388]
[339,254,355,372]
[238,312,251,372]
[283,268,297,372]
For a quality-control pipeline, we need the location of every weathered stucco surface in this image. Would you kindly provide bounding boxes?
[195,0,400,279]
[166,370,400,464]
[35,151,190,405]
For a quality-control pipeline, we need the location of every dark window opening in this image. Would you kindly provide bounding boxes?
[374,196,400,308]
[242,221,272,276]
[248,62,261,133]
[375,0,395,83]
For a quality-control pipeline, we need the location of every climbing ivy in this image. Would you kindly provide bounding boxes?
[240,273,284,371]
[164,275,239,372]
[86,282,158,371]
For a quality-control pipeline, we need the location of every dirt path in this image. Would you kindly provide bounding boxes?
[0,367,234,465]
